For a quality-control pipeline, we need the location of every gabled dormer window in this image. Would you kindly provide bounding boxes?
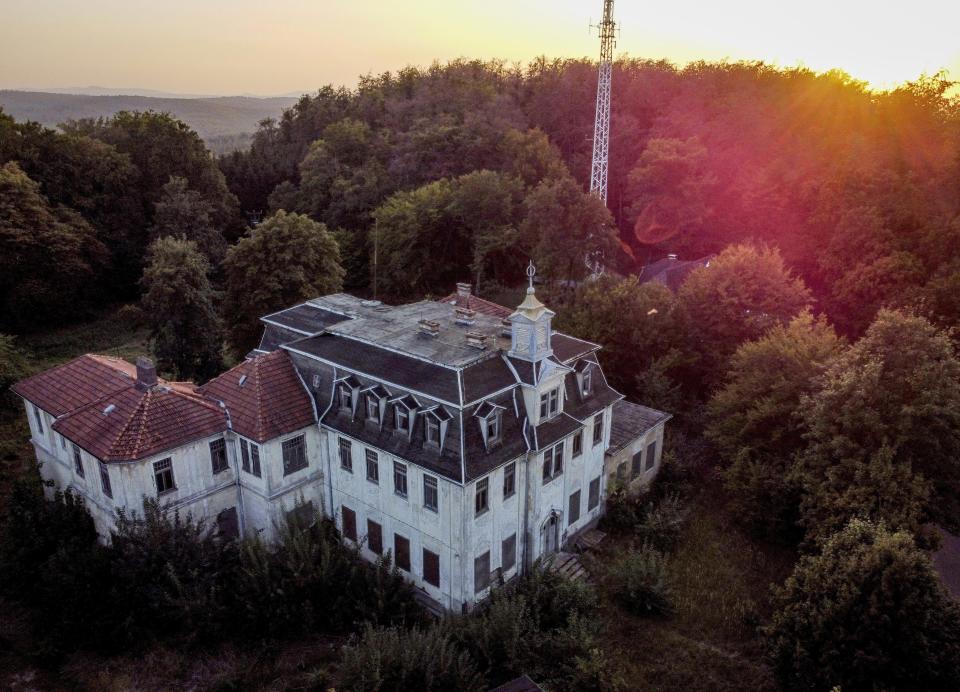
[390,393,420,439]
[475,400,505,449]
[425,416,439,445]
[396,407,409,432]
[574,359,594,399]
[422,406,452,448]
[366,395,378,421]
[582,369,592,395]
[360,383,390,426]
[336,374,361,418]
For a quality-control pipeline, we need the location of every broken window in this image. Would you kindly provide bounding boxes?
[99,461,112,499]
[154,457,175,495]
[210,438,228,475]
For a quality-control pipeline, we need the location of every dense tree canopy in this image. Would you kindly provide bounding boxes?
[766,518,960,691]
[150,177,227,265]
[224,211,344,353]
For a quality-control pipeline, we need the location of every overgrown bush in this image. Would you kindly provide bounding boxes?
[600,483,643,532]
[636,492,688,552]
[338,624,485,692]
[608,543,674,617]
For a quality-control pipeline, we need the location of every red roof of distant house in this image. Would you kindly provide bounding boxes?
[12,354,138,417]
[438,292,512,318]
[200,350,316,443]
[53,381,227,462]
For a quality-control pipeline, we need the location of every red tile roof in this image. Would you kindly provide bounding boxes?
[200,350,316,443]
[53,383,227,462]
[12,354,137,417]
[438,292,512,318]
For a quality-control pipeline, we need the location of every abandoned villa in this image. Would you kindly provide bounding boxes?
[12,273,669,611]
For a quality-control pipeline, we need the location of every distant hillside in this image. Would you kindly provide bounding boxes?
[0,90,301,153]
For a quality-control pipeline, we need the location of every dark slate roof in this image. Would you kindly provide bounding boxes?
[461,356,516,403]
[607,400,672,454]
[261,302,350,334]
[551,333,598,364]
[285,333,462,405]
[506,357,538,385]
[462,389,529,482]
[532,413,582,451]
[563,356,623,422]
[200,350,316,443]
[12,354,138,417]
[259,323,308,352]
[638,255,713,291]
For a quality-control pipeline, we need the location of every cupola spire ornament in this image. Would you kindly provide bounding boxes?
[508,260,556,361]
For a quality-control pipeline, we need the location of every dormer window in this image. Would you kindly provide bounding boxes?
[396,408,409,432]
[340,387,353,410]
[475,400,506,449]
[422,406,452,448]
[366,395,378,421]
[574,359,594,399]
[582,369,592,395]
[336,374,361,418]
[360,383,390,426]
[390,393,420,439]
[539,387,560,419]
[425,416,440,445]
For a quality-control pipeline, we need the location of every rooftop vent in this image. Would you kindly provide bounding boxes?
[465,330,488,350]
[102,403,116,416]
[418,318,441,337]
[238,374,248,388]
[135,357,157,391]
[456,282,472,298]
[454,306,476,326]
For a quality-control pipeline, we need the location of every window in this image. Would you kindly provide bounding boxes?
[394,533,411,571]
[502,533,517,572]
[486,412,501,444]
[210,438,228,475]
[425,415,440,445]
[632,450,643,477]
[72,443,84,478]
[394,461,408,498]
[542,442,564,483]
[240,439,251,473]
[423,475,439,512]
[282,435,308,476]
[539,387,560,419]
[60,434,67,450]
[588,476,601,510]
[286,501,316,528]
[367,519,383,554]
[582,369,592,395]
[341,505,357,541]
[503,462,516,500]
[475,477,489,516]
[395,406,410,433]
[572,430,583,457]
[339,385,353,411]
[154,457,175,495]
[592,413,603,445]
[99,461,113,498]
[216,507,239,539]
[474,551,491,593]
[423,549,440,587]
[32,404,44,434]
[250,443,262,477]
[366,395,379,421]
[365,449,379,484]
[568,490,581,527]
[339,437,353,472]
[645,440,657,471]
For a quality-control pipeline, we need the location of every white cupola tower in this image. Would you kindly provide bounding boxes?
[508,261,555,362]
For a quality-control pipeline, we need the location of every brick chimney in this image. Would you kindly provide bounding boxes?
[456,282,472,298]
[135,356,158,390]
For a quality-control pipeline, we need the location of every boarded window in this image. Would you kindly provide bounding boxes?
[240,439,251,473]
[502,533,517,572]
[645,440,657,471]
[474,551,491,593]
[339,437,353,472]
[72,444,84,478]
[367,519,383,554]
[475,477,489,516]
[282,435,308,476]
[394,533,411,571]
[154,457,175,494]
[568,490,581,527]
[588,476,601,510]
[342,505,357,541]
[99,461,113,499]
[424,475,439,512]
[632,450,643,477]
[217,506,239,539]
[250,444,262,477]
[394,461,408,498]
[365,449,379,483]
[210,438,228,475]
[503,462,516,499]
[423,548,440,587]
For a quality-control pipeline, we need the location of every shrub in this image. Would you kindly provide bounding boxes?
[338,624,485,692]
[636,493,688,552]
[600,483,642,533]
[608,543,674,617]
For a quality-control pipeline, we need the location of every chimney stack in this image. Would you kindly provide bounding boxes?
[456,282,472,298]
[135,357,158,390]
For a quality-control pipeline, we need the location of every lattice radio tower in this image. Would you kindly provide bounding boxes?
[589,0,616,204]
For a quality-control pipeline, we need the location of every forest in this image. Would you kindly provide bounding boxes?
[2,58,960,689]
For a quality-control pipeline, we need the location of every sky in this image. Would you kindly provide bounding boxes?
[2,0,959,96]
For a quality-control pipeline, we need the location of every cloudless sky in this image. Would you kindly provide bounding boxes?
[2,0,958,95]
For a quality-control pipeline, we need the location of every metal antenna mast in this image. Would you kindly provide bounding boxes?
[589,0,616,203]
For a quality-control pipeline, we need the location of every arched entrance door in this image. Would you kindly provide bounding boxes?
[542,513,560,556]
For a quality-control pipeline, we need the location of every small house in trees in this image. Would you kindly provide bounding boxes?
[13,267,669,611]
